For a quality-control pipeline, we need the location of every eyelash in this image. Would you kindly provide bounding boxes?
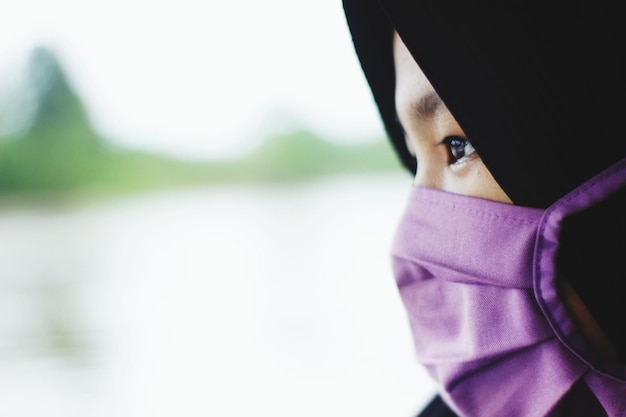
[441,136,476,165]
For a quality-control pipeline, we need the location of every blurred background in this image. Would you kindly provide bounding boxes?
[0,1,437,416]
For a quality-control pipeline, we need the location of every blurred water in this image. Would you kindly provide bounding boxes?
[0,173,436,417]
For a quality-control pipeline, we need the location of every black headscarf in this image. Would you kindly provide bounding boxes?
[343,0,626,359]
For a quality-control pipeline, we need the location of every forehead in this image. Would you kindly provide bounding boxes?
[393,32,433,105]
[393,32,447,124]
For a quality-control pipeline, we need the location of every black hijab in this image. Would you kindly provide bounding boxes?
[343,0,626,361]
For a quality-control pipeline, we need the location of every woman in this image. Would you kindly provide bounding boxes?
[342,1,626,416]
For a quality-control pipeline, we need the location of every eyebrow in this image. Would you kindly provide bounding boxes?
[409,90,444,122]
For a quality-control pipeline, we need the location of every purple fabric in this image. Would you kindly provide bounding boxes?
[391,158,626,417]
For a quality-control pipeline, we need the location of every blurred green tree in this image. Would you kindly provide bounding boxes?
[0,46,104,194]
[26,46,98,146]
[0,46,203,198]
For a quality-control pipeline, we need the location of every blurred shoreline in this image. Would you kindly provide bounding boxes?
[1,47,403,207]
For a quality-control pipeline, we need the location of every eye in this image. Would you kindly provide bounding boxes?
[441,136,476,164]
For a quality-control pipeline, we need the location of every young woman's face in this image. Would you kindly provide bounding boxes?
[393,32,511,204]
[393,32,620,360]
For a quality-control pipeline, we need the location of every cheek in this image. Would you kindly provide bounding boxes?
[447,163,512,203]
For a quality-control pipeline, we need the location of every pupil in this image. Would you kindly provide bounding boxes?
[450,138,466,159]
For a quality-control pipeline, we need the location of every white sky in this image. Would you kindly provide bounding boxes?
[0,0,386,160]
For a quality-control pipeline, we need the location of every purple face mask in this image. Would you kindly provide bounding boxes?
[391,159,626,417]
